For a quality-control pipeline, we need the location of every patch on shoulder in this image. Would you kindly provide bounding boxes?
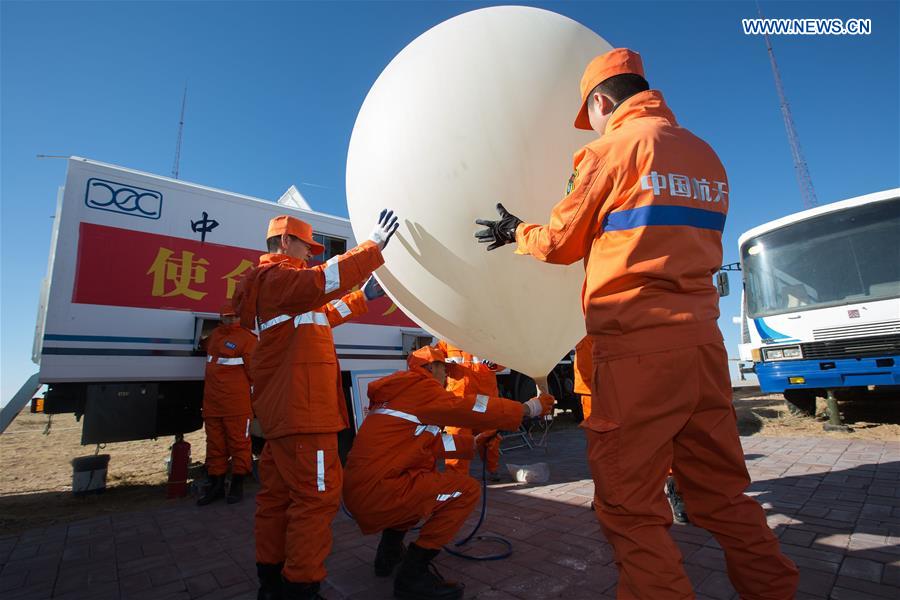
[566,169,579,195]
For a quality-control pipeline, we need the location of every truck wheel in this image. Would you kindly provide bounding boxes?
[784,390,816,417]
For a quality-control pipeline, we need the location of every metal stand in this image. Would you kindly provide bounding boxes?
[823,390,852,433]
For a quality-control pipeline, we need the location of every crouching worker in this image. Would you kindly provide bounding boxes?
[343,345,555,600]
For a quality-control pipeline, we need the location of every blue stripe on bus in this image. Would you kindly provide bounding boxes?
[603,205,726,232]
[44,334,194,345]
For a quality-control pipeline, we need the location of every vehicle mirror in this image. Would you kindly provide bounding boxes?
[716,271,730,297]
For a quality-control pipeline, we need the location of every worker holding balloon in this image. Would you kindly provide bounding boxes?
[343,344,554,600]
[476,48,798,599]
[234,211,398,600]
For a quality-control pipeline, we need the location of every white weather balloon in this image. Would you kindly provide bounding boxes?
[347,6,611,378]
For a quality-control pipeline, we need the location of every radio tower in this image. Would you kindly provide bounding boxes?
[172,85,187,179]
[757,3,818,208]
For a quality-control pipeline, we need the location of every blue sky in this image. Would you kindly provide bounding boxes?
[2,0,898,402]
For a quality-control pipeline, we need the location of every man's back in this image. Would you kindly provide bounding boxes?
[581,90,728,338]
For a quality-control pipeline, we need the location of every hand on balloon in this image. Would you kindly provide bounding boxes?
[481,359,496,369]
[363,276,385,301]
[369,209,400,250]
[523,393,555,418]
[474,203,523,251]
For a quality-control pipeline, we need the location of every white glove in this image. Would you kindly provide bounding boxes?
[523,394,555,418]
[523,397,543,418]
[368,209,400,250]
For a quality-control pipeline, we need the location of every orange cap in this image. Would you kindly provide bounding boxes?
[266,215,325,255]
[574,48,645,130]
[407,345,447,370]
[220,303,237,318]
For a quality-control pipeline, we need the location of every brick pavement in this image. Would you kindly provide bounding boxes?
[1,429,898,599]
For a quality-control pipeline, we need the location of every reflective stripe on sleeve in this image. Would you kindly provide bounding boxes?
[445,357,464,364]
[206,355,214,363]
[472,394,489,413]
[330,299,351,318]
[245,418,251,438]
[441,433,456,452]
[370,407,422,425]
[324,256,341,293]
[414,424,440,436]
[436,491,462,502]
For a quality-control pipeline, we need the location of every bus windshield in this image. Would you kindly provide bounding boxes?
[742,196,900,319]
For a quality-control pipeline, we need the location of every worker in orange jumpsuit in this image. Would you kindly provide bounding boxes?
[343,345,555,600]
[234,210,399,600]
[435,340,504,479]
[577,337,689,523]
[475,48,798,599]
[197,303,258,505]
[573,336,593,421]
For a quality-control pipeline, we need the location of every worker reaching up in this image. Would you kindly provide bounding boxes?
[343,344,554,600]
[435,340,504,479]
[233,211,398,600]
[197,303,257,506]
[475,48,798,599]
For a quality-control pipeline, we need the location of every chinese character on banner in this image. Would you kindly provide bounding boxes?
[692,178,711,202]
[146,248,210,300]
[712,181,729,203]
[640,171,667,195]
[222,259,254,299]
[668,173,692,198]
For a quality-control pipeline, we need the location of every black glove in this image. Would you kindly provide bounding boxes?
[363,275,385,301]
[474,203,523,251]
[369,209,400,250]
[481,360,496,369]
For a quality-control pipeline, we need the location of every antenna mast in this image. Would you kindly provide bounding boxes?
[172,85,187,179]
[757,2,818,208]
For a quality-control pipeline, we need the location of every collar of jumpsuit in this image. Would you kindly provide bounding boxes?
[603,89,677,135]
[259,252,306,268]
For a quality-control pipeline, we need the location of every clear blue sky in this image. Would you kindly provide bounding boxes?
[2,1,898,402]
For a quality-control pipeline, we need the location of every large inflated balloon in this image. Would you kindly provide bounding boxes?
[346,6,611,378]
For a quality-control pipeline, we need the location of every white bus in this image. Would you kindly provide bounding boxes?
[734,188,900,415]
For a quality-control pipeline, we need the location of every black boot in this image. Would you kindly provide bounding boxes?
[282,578,324,600]
[394,543,464,600]
[197,474,225,506]
[257,563,283,600]
[666,476,689,524]
[375,528,407,577]
[226,474,244,504]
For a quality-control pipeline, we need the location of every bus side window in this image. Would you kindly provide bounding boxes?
[312,233,348,262]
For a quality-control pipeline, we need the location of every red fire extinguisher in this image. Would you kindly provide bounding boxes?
[167,433,191,499]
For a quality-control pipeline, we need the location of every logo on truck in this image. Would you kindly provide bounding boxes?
[85,178,162,219]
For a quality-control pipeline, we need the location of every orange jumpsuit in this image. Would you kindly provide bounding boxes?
[201,323,257,476]
[573,336,592,420]
[234,242,383,584]
[343,369,525,548]
[435,341,504,475]
[515,90,798,598]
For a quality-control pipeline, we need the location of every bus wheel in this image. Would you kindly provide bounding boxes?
[784,390,816,416]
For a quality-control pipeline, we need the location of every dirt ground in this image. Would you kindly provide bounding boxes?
[1,389,898,535]
[0,411,209,535]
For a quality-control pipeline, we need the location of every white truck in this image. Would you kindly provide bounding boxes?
[24,157,435,445]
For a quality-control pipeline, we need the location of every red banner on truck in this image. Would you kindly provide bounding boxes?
[73,222,416,326]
